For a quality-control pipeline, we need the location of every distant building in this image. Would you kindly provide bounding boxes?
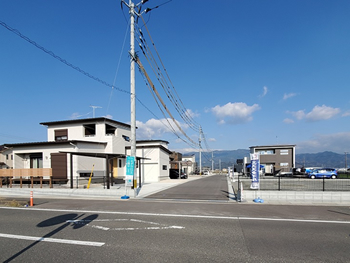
[182,154,196,175]
[249,145,296,175]
[170,151,182,170]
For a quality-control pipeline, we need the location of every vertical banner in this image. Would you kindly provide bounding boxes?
[125,156,135,187]
[250,153,260,190]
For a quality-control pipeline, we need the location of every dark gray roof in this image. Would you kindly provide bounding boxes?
[136,140,169,144]
[4,140,107,148]
[40,117,131,129]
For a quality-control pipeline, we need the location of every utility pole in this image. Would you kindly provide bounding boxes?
[211,152,214,171]
[129,0,137,197]
[345,152,348,169]
[121,0,139,197]
[199,126,202,175]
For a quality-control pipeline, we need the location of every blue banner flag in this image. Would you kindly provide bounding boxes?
[250,153,260,189]
[125,156,135,187]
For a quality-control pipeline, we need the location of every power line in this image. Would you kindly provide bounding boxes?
[137,16,201,132]
[0,19,160,126]
[136,56,199,147]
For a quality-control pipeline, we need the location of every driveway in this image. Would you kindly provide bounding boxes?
[145,174,232,201]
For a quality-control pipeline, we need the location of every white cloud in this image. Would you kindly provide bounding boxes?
[259,86,268,98]
[185,109,199,118]
[297,132,350,153]
[283,93,297,100]
[211,102,260,125]
[136,118,188,139]
[69,111,92,119]
[342,110,350,117]
[283,118,294,124]
[288,105,340,122]
[305,105,340,122]
[290,110,306,120]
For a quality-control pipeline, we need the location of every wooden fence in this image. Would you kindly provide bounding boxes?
[0,168,52,188]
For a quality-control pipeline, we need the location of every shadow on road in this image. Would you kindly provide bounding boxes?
[4,213,98,262]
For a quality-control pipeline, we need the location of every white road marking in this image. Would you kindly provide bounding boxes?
[0,233,105,247]
[66,218,185,231]
[2,207,350,225]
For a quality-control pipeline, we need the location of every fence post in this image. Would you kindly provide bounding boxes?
[278,176,281,191]
[323,176,325,191]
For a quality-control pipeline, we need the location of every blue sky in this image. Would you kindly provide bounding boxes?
[1,0,349,155]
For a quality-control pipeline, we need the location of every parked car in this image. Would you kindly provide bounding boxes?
[169,169,187,179]
[308,168,337,179]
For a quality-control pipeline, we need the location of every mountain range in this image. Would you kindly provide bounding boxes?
[185,150,348,169]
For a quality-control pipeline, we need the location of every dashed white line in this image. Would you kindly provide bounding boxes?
[0,233,105,247]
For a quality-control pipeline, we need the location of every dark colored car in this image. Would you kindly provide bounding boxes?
[309,168,337,179]
[169,169,187,179]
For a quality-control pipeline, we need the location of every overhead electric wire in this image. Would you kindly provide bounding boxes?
[137,33,199,133]
[137,31,200,136]
[1,15,211,152]
[106,20,130,116]
[136,56,199,147]
[136,28,197,131]
[0,20,130,95]
[137,16,201,132]
[136,29,201,147]
[138,69,197,148]
[0,19,160,125]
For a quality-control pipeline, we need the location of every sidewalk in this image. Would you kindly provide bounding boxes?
[0,176,201,200]
[1,175,350,205]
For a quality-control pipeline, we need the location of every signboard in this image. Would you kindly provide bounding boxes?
[250,153,260,190]
[125,156,135,187]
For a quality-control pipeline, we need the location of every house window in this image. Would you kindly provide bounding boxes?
[55,129,68,141]
[280,162,289,167]
[30,153,43,168]
[122,135,130,142]
[280,150,289,155]
[105,124,116,135]
[80,173,93,177]
[257,150,275,155]
[6,154,8,160]
[163,165,167,170]
[84,124,96,136]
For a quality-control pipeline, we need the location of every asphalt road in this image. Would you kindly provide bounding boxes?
[1,198,350,262]
[146,174,232,201]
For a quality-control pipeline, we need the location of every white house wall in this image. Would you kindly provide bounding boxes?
[46,122,131,155]
[126,146,170,183]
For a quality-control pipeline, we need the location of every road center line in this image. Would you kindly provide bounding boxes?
[1,207,350,225]
[0,233,105,247]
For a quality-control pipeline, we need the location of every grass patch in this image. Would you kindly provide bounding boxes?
[337,173,350,179]
[0,198,29,207]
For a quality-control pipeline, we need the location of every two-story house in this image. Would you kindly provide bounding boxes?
[2,117,174,187]
[2,118,132,187]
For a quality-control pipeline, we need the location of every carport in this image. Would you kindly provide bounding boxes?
[60,152,145,189]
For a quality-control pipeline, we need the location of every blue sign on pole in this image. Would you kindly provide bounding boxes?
[250,154,260,189]
[125,156,135,187]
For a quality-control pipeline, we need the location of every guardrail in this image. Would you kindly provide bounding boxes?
[236,177,350,191]
[0,168,52,188]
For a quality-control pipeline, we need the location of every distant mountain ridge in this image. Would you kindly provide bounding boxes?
[184,150,347,169]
